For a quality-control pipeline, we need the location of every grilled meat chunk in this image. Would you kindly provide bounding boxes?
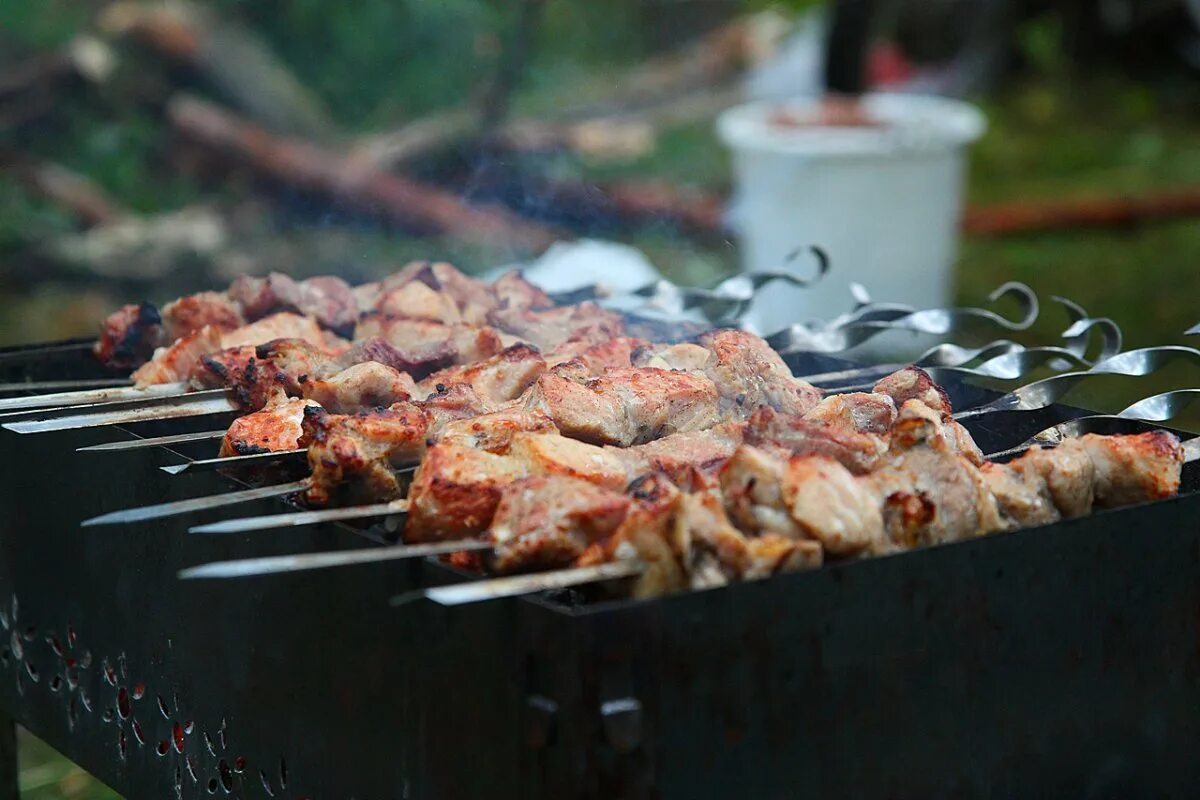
[302,362,418,413]
[1077,430,1183,506]
[405,444,529,542]
[526,366,721,446]
[219,393,317,456]
[803,391,897,435]
[874,367,951,416]
[417,344,546,406]
[490,270,554,311]
[305,406,430,506]
[94,303,164,369]
[437,410,558,454]
[488,301,625,350]
[636,330,822,417]
[487,477,631,573]
[889,399,984,464]
[697,329,822,416]
[747,407,889,474]
[720,445,805,540]
[229,273,358,334]
[354,316,504,369]
[132,326,224,388]
[547,337,649,372]
[143,313,336,389]
[613,423,745,484]
[374,281,464,324]
[161,292,244,340]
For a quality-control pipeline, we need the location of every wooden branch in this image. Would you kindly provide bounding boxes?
[353,10,783,170]
[168,95,561,253]
[963,188,1200,236]
[0,151,130,227]
[100,1,337,141]
[479,0,547,129]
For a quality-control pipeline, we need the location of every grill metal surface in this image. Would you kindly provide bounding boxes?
[1,340,1198,799]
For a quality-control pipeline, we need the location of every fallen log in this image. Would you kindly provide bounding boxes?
[168,95,562,254]
[962,187,1200,236]
[100,1,337,141]
[0,151,129,227]
[353,10,786,170]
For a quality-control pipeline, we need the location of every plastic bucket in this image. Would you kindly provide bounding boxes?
[716,93,986,333]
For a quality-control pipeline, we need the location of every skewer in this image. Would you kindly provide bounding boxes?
[621,246,829,322]
[0,381,188,413]
[80,479,310,527]
[392,562,644,607]
[77,429,226,452]
[952,345,1200,421]
[0,338,95,362]
[0,378,131,393]
[800,296,1121,388]
[827,345,1092,394]
[1,390,237,434]
[188,499,411,535]
[177,539,492,579]
[160,449,309,474]
[798,340,1021,386]
[766,282,1040,355]
[984,388,1200,460]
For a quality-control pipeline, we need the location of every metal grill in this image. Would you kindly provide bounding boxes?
[2,339,1199,799]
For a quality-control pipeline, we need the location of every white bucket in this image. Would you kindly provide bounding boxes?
[716,93,986,333]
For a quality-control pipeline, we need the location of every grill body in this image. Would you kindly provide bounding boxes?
[0,341,1198,799]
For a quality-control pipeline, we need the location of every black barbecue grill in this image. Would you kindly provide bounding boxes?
[2,337,1199,800]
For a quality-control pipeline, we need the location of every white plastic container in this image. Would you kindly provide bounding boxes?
[716,93,986,333]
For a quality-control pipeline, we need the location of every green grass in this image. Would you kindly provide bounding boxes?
[16,728,119,800]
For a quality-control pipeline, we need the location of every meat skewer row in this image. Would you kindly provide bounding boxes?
[9,289,623,420]
[192,381,980,535]
[94,261,557,370]
[83,354,949,528]
[184,416,1185,602]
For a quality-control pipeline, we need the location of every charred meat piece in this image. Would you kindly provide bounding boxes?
[219,393,318,456]
[612,422,745,485]
[526,367,721,447]
[94,303,164,369]
[720,445,805,540]
[132,325,225,388]
[174,313,340,391]
[547,337,649,372]
[505,433,630,490]
[873,367,952,416]
[374,281,464,324]
[487,476,631,574]
[305,405,430,507]
[697,329,822,416]
[436,410,558,454]
[1076,430,1183,507]
[404,444,529,542]
[635,330,822,417]
[417,344,547,406]
[354,316,504,370]
[490,270,554,311]
[889,399,984,464]
[746,407,889,474]
[161,292,244,340]
[228,273,358,335]
[487,301,625,351]
[803,391,897,435]
[303,362,418,413]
